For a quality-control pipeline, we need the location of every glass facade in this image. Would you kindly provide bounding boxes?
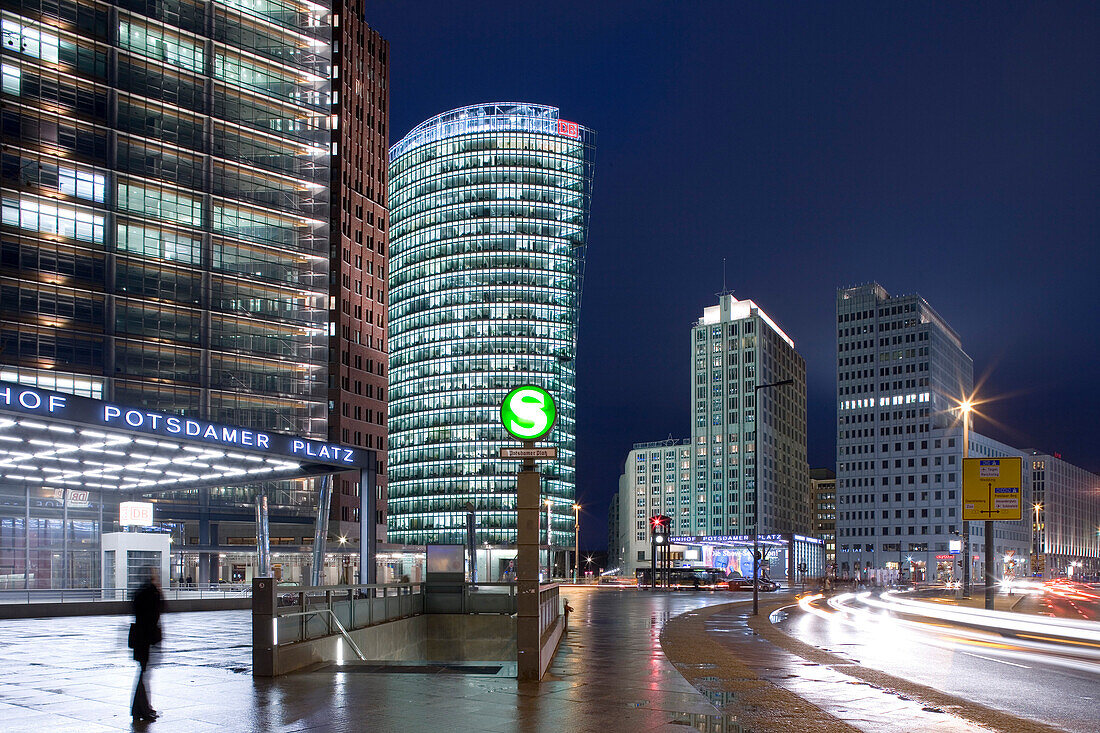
[387,103,595,547]
[0,0,333,587]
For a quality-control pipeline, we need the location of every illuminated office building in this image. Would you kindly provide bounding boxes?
[810,468,836,566]
[835,283,1031,582]
[326,11,390,550]
[1028,452,1100,578]
[689,294,809,538]
[387,103,595,551]
[0,0,336,586]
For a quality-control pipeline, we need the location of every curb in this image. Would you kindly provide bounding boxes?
[660,597,862,733]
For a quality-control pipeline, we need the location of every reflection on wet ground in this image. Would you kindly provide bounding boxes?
[0,588,749,732]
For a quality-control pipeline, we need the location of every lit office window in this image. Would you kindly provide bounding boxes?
[1,63,19,94]
[119,20,204,72]
[2,194,104,243]
[2,18,59,62]
[60,167,106,203]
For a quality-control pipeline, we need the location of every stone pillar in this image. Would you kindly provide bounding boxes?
[359,466,376,584]
[516,447,541,681]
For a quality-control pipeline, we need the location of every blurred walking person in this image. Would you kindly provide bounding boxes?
[128,568,164,721]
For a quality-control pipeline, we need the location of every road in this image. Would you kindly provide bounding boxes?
[1013,579,1100,621]
[776,589,1100,733]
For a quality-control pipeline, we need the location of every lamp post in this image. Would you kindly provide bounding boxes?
[1033,502,1042,579]
[960,399,973,599]
[572,503,581,583]
[544,498,553,581]
[752,378,794,616]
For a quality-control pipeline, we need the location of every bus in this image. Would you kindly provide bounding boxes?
[635,567,729,589]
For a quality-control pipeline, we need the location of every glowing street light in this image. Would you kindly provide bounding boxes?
[572,503,581,583]
[956,394,976,598]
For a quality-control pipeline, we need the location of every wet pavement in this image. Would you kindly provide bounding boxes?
[0,587,746,732]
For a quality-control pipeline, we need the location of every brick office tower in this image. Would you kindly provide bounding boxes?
[327,7,390,556]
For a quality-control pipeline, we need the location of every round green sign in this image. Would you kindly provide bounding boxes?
[500,386,556,441]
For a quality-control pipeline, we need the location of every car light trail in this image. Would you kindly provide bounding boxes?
[795,591,1100,676]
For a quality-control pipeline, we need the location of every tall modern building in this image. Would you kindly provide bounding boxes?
[835,283,1031,581]
[615,439,691,576]
[386,103,595,553]
[0,0,340,585]
[690,294,809,537]
[326,12,389,549]
[607,485,622,572]
[809,468,836,566]
[613,293,812,578]
[1028,452,1100,577]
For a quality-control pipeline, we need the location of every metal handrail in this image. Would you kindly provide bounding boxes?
[280,608,366,661]
[0,584,253,604]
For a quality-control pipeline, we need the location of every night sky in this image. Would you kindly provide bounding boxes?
[369,2,1100,550]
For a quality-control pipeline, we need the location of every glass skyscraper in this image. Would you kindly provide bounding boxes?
[387,103,595,549]
[0,0,334,586]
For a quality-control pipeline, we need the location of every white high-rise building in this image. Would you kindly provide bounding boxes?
[1028,453,1100,578]
[690,294,809,537]
[835,283,1031,582]
[614,294,811,577]
[615,439,692,576]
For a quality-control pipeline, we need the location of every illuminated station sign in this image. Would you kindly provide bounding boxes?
[120,501,154,527]
[0,380,372,493]
[500,385,557,442]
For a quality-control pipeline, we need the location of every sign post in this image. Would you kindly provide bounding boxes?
[963,457,1022,610]
[501,385,557,681]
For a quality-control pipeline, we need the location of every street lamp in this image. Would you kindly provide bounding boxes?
[572,503,581,583]
[752,378,794,616]
[1033,502,1043,579]
[544,498,553,580]
[958,398,974,599]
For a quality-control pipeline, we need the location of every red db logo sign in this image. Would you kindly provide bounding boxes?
[557,120,579,138]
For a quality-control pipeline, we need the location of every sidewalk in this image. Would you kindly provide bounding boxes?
[0,588,743,732]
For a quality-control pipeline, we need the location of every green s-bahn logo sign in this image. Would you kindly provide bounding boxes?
[500,386,556,441]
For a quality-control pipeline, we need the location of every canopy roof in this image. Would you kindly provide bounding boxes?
[0,380,372,494]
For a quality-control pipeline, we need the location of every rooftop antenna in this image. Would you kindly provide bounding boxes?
[716,257,735,298]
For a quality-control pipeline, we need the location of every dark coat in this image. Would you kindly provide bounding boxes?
[131,581,164,665]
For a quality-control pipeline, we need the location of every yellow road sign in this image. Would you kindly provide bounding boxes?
[962,457,1022,521]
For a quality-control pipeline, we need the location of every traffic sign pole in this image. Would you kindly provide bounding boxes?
[985,519,995,610]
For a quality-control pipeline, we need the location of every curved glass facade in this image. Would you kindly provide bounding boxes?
[387,103,595,547]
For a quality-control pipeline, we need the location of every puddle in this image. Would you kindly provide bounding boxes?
[668,710,749,732]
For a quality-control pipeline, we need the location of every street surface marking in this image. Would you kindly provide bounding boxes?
[961,651,1030,668]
